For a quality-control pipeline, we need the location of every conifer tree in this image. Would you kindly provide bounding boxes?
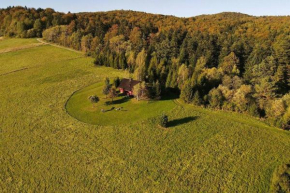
[192,90,202,105]
[113,77,121,88]
[155,80,161,100]
[103,77,111,98]
[180,81,193,103]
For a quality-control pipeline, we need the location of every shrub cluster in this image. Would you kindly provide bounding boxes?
[159,114,169,128]
[270,164,290,193]
[89,95,99,103]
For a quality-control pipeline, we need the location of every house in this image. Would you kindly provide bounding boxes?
[119,78,141,96]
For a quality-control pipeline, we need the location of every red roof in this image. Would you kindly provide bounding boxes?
[119,78,140,91]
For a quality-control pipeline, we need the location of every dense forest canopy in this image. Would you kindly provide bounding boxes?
[1,6,289,128]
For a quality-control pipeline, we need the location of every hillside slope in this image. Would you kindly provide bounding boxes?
[1,6,290,130]
[0,38,289,192]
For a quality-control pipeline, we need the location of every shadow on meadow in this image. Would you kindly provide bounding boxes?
[168,116,199,127]
[160,93,179,101]
[105,96,130,105]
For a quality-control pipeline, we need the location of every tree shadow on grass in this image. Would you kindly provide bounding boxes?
[105,97,130,105]
[160,93,179,101]
[102,106,128,113]
[168,116,199,127]
[160,88,180,101]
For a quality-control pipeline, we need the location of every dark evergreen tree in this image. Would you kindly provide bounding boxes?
[155,80,161,100]
[159,114,169,128]
[113,77,121,88]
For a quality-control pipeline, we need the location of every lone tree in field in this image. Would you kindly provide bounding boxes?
[159,114,169,128]
[103,77,111,98]
[89,95,100,103]
[109,87,117,103]
[89,95,100,108]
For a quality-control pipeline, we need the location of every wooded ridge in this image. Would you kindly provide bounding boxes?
[1,6,290,129]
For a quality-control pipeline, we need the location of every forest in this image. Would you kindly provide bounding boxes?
[1,6,289,129]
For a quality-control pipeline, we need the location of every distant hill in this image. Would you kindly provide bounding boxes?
[195,12,252,19]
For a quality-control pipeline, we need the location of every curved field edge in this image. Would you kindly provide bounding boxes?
[65,82,177,126]
[0,38,289,192]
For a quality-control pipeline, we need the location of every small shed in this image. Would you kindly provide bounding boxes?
[119,78,140,96]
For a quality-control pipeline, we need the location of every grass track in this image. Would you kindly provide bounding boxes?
[0,38,289,192]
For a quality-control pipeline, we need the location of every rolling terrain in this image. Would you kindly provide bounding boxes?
[0,38,289,192]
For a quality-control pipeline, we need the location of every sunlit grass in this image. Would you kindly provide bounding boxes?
[66,82,176,125]
[0,38,289,192]
[0,38,38,50]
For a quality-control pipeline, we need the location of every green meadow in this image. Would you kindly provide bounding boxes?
[0,38,289,192]
[66,82,176,126]
[0,38,38,51]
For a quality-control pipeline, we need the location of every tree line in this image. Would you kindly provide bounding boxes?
[1,6,289,129]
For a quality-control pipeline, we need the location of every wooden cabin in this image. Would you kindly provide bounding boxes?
[119,78,140,96]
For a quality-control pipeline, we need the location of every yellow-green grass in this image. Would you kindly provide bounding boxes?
[0,44,83,75]
[66,83,176,125]
[0,38,289,192]
[0,38,38,51]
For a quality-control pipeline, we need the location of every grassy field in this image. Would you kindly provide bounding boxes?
[0,38,289,192]
[0,38,38,50]
[66,82,176,125]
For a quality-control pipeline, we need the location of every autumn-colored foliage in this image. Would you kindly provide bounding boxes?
[1,6,289,128]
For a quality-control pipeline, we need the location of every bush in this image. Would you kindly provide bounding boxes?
[159,114,169,128]
[208,88,224,109]
[180,81,193,103]
[222,101,235,111]
[248,102,260,117]
[89,95,99,103]
[270,164,290,193]
[266,117,284,128]
[192,91,202,105]
[283,108,290,126]
[26,29,37,38]
[266,99,286,118]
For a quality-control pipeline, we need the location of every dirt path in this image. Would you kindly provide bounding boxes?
[0,68,29,77]
[37,39,83,54]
